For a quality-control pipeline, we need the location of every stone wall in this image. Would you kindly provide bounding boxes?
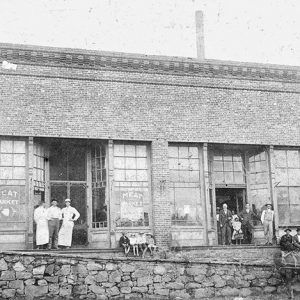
[0,251,285,299]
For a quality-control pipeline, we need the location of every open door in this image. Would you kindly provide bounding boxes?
[49,140,88,247]
[215,188,245,245]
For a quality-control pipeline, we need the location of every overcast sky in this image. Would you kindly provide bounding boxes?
[0,0,299,66]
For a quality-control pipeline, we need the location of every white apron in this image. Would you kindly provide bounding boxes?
[58,220,74,246]
[34,207,49,246]
[58,206,80,247]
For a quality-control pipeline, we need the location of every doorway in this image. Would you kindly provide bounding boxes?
[215,188,246,245]
[49,141,88,247]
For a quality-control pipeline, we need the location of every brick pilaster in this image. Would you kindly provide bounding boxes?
[151,139,171,248]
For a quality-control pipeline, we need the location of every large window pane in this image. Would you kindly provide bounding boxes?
[114,143,150,228]
[213,151,245,185]
[287,151,300,168]
[275,149,300,225]
[50,147,67,180]
[0,140,26,181]
[169,145,202,226]
[50,143,86,181]
[68,148,86,181]
[91,144,107,228]
[274,150,287,168]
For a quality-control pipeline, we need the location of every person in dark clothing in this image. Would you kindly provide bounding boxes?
[280,228,295,252]
[293,227,300,252]
[119,232,130,256]
[239,203,256,244]
[219,203,233,245]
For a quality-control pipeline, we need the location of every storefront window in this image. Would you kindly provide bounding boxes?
[248,150,269,218]
[49,142,86,181]
[0,140,26,181]
[169,145,203,226]
[0,139,26,228]
[114,143,150,227]
[33,143,46,188]
[275,149,300,225]
[213,151,245,185]
[91,144,107,228]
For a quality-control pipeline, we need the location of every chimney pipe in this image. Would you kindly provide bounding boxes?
[195,10,205,60]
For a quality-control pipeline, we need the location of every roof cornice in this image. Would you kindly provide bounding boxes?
[0,43,299,82]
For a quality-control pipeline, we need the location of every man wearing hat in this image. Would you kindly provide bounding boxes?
[58,199,80,248]
[260,203,274,245]
[280,228,295,252]
[293,227,300,252]
[47,198,62,250]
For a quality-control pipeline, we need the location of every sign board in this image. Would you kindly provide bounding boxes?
[0,186,26,228]
[120,190,144,221]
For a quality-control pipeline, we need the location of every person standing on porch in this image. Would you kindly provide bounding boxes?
[34,201,49,249]
[47,199,62,250]
[261,204,274,245]
[219,203,233,245]
[58,198,80,249]
[239,203,255,244]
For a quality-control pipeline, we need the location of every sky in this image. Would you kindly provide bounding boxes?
[0,0,299,66]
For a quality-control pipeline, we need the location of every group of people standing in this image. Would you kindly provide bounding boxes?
[34,198,80,249]
[217,202,275,245]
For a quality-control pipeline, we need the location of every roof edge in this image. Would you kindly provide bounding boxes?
[0,42,299,81]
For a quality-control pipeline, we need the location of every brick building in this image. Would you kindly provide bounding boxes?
[0,42,299,250]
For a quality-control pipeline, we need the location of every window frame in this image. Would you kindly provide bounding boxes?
[168,143,204,227]
[113,142,152,229]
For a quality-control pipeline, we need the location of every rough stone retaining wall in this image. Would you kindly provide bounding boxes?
[0,251,284,299]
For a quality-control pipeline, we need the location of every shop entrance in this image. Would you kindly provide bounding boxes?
[215,188,246,245]
[49,141,88,247]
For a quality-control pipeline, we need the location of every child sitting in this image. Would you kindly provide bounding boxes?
[137,232,148,258]
[119,232,130,256]
[146,233,157,256]
[232,216,243,244]
[129,233,138,256]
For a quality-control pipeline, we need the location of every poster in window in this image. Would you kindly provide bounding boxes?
[120,191,144,221]
[0,186,25,228]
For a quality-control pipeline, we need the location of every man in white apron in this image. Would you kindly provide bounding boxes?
[34,201,49,249]
[58,198,80,248]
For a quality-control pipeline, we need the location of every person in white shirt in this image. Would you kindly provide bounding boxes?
[261,203,275,245]
[34,201,49,249]
[58,198,80,248]
[129,233,138,256]
[47,199,62,250]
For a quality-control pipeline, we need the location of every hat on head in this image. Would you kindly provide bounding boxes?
[265,203,272,207]
[284,228,292,233]
[296,227,300,232]
[65,198,71,202]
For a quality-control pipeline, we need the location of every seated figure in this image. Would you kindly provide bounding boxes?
[280,228,295,252]
[137,232,148,258]
[129,233,139,256]
[146,233,157,256]
[119,232,130,256]
[232,216,243,244]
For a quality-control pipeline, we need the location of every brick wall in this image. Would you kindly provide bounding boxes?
[151,139,171,247]
[0,60,299,146]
